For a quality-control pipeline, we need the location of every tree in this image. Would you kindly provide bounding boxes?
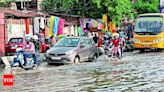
[133,0,159,15]
[0,0,15,7]
[93,0,134,25]
[41,0,75,13]
[41,0,102,18]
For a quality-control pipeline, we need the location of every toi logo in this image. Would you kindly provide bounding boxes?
[2,74,14,86]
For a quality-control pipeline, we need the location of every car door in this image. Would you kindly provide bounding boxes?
[86,38,97,58]
[84,39,94,58]
[78,39,89,62]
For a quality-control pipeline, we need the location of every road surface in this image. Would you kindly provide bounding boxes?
[1,51,164,92]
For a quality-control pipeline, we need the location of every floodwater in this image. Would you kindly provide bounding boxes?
[1,51,164,92]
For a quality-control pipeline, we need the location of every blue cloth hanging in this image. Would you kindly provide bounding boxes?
[52,16,60,35]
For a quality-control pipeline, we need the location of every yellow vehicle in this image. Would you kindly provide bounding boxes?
[133,13,164,50]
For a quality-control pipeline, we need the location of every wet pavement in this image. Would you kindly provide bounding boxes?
[1,51,164,92]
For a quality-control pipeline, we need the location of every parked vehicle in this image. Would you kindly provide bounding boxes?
[133,13,164,51]
[5,37,26,56]
[11,47,37,70]
[46,37,99,64]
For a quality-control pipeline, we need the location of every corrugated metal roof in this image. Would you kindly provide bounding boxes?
[0,7,42,17]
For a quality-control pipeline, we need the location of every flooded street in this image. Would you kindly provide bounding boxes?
[1,51,164,92]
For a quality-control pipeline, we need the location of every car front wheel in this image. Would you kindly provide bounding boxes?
[74,56,80,63]
[92,53,98,62]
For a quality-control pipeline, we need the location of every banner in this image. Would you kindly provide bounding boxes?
[102,14,108,32]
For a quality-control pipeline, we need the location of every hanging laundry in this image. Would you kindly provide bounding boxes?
[40,17,45,30]
[92,20,98,28]
[49,16,55,37]
[75,25,78,36]
[80,19,85,32]
[111,23,116,33]
[77,27,82,36]
[70,25,74,36]
[53,16,59,35]
[45,25,50,38]
[97,23,101,32]
[58,18,65,35]
[25,18,29,34]
[34,17,40,34]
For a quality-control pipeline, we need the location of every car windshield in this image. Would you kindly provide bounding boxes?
[54,38,80,47]
[9,38,23,43]
[134,16,163,33]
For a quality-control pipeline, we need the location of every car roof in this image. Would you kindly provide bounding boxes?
[137,13,164,17]
[10,37,24,39]
[64,36,92,39]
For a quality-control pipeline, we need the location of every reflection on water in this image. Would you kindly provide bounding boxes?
[0,52,164,92]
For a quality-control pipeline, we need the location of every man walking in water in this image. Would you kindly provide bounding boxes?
[93,34,99,46]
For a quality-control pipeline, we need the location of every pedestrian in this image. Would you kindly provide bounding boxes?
[93,34,99,45]
[32,35,41,65]
[97,34,105,55]
[33,35,41,53]
[49,35,54,44]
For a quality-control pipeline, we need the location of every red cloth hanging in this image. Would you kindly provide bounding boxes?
[25,18,29,34]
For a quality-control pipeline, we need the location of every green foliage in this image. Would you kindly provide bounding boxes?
[41,0,102,18]
[0,0,15,7]
[40,0,74,13]
[93,0,133,25]
[41,0,160,25]
[133,0,159,15]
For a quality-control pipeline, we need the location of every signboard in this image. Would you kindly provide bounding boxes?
[2,74,14,86]
[160,0,164,13]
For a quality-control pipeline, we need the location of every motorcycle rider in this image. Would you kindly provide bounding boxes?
[24,37,36,66]
[110,33,122,59]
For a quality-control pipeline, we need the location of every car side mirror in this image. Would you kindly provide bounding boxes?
[80,42,86,48]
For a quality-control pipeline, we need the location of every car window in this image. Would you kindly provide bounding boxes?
[80,39,85,43]
[18,39,23,43]
[9,38,23,43]
[85,39,94,46]
[54,38,80,47]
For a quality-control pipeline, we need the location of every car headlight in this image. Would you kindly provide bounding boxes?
[154,38,163,43]
[65,50,74,55]
[133,38,141,43]
[46,50,50,56]
[13,55,17,58]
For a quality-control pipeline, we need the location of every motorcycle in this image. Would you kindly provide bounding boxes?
[11,47,37,70]
[103,41,113,57]
[103,42,122,60]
